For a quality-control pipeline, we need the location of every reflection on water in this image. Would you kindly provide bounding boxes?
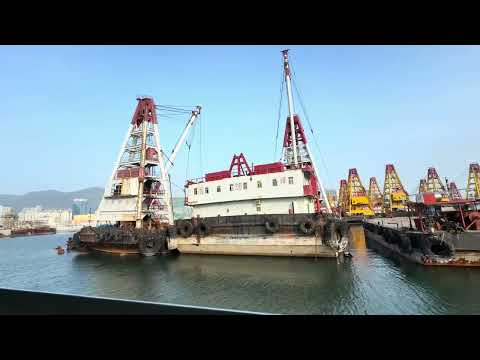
[1,228,480,314]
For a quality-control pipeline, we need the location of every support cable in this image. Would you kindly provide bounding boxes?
[290,64,333,190]
[185,119,197,181]
[274,68,285,161]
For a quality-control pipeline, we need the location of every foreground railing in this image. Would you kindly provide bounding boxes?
[0,287,270,315]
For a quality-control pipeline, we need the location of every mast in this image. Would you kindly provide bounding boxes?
[282,50,298,167]
[281,50,332,213]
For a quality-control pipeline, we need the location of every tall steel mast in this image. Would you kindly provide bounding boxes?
[281,50,332,214]
[282,50,299,167]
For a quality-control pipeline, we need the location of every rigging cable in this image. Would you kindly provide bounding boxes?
[290,63,333,190]
[199,112,204,177]
[274,67,285,161]
[185,118,197,181]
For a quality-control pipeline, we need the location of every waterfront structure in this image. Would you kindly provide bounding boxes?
[18,206,72,228]
[0,206,17,229]
[72,214,97,227]
[72,199,89,216]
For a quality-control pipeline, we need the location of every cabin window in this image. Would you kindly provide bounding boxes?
[243,182,247,190]
[288,177,294,185]
[235,183,241,190]
[113,184,122,196]
[272,179,278,187]
[280,177,286,184]
[256,200,261,212]
[205,187,209,194]
[257,180,262,188]
[230,184,234,191]
[217,186,221,192]
[194,188,198,195]
[199,187,204,195]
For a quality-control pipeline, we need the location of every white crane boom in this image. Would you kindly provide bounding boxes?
[164,106,201,173]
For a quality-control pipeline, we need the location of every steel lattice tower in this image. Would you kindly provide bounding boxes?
[338,179,348,213]
[418,179,427,194]
[96,97,172,228]
[368,177,383,215]
[382,164,408,213]
[347,168,374,216]
[448,181,463,200]
[466,163,480,200]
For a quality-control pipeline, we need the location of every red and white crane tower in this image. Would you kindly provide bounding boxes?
[96,96,201,229]
[281,49,331,214]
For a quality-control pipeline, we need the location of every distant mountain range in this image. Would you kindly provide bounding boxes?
[0,187,105,212]
[0,187,191,219]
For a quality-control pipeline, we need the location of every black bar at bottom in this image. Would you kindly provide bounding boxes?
[0,287,269,315]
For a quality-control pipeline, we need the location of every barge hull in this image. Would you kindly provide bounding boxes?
[176,235,337,257]
[364,228,480,267]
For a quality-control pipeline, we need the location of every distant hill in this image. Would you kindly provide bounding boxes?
[0,187,105,212]
[0,187,191,219]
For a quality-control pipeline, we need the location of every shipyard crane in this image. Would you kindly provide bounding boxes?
[280,49,332,214]
[382,164,408,213]
[96,97,201,229]
[448,181,463,200]
[418,179,427,194]
[466,163,480,200]
[425,167,449,202]
[347,168,374,216]
[338,179,348,215]
[368,177,383,215]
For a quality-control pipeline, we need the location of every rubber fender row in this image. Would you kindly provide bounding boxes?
[177,221,209,238]
[177,217,317,237]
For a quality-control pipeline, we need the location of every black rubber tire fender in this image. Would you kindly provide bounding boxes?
[385,229,396,244]
[138,235,163,256]
[299,218,315,235]
[338,221,349,237]
[265,217,280,234]
[195,222,210,237]
[420,235,435,256]
[178,221,194,238]
[399,234,412,254]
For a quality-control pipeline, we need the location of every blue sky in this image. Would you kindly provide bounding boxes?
[0,45,478,197]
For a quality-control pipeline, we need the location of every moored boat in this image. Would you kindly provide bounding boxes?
[174,50,348,258]
[364,197,480,267]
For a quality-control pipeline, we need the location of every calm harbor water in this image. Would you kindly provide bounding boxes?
[1,226,479,314]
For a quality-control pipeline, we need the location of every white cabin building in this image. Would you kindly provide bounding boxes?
[185,154,322,218]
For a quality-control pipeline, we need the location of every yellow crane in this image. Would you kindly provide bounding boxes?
[347,168,374,216]
[382,164,408,213]
[466,163,480,200]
